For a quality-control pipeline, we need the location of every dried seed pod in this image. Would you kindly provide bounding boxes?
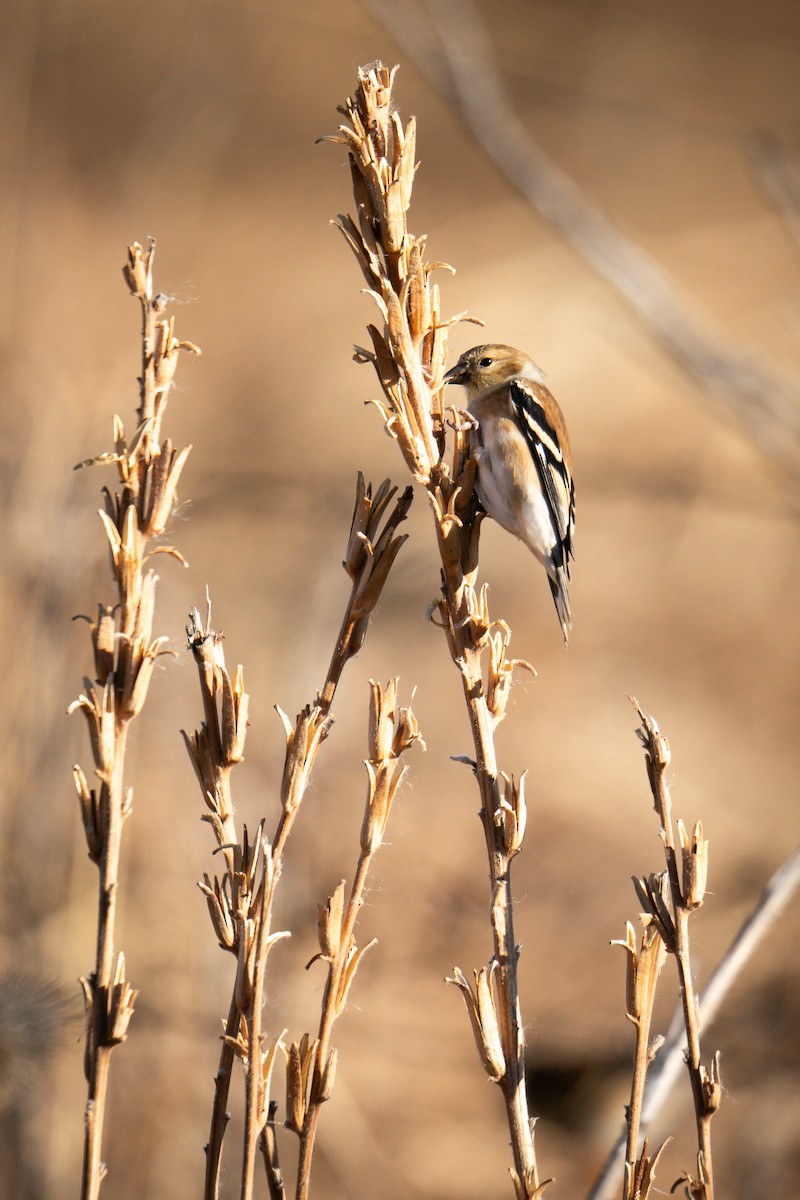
[612,918,666,1025]
[632,871,676,949]
[700,1051,722,1114]
[122,241,149,296]
[496,771,528,858]
[446,965,506,1083]
[276,704,332,815]
[367,677,398,761]
[678,818,709,909]
[317,881,346,960]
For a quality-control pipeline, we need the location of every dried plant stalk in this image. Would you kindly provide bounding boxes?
[612,919,668,1200]
[183,474,413,1200]
[629,699,720,1200]
[70,239,197,1200]
[184,610,275,1200]
[326,64,545,1197]
[290,678,423,1200]
[589,821,800,1200]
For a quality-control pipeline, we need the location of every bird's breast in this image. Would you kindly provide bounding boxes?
[471,411,531,493]
[469,407,557,563]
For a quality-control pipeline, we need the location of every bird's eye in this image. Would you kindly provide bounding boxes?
[478,356,494,368]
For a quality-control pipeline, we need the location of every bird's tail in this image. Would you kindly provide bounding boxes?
[548,568,572,646]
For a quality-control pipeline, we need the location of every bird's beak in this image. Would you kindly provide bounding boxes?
[444,362,468,385]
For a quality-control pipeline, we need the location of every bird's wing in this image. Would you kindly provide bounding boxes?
[509,379,575,569]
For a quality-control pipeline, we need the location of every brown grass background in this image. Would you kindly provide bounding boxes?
[2,1,799,1197]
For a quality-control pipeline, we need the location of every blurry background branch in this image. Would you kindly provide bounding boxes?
[751,134,800,258]
[365,0,800,485]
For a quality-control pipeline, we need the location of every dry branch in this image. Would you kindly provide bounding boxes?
[291,679,423,1200]
[588,842,800,1200]
[327,63,548,1197]
[71,239,196,1200]
[624,700,719,1200]
[752,133,800,256]
[183,474,414,1200]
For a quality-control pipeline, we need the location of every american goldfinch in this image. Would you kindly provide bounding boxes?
[444,344,575,644]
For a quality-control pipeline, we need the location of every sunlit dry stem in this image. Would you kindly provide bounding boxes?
[587,847,800,1200]
[184,610,289,1200]
[123,239,200,458]
[241,837,284,1200]
[184,471,412,1200]
[318,474,413,713]
[612,919,667,1199]
[629,698,718,1200]
[185,607,295,1200]
[293,680,421,1200]
[73,241,193,1200]
[329,64,543,1196]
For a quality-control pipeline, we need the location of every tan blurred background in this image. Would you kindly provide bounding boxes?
[2,1,799,1197]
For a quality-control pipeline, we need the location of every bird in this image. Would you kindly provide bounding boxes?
[444,343,575,644]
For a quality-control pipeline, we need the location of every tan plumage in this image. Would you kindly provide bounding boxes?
[444,344,575,643]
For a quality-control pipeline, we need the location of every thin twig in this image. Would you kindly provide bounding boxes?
[751,133,800,256]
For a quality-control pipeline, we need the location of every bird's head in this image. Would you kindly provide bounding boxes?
[443,344,543,400]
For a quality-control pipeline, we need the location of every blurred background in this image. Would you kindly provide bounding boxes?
[2,1,799,1196]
